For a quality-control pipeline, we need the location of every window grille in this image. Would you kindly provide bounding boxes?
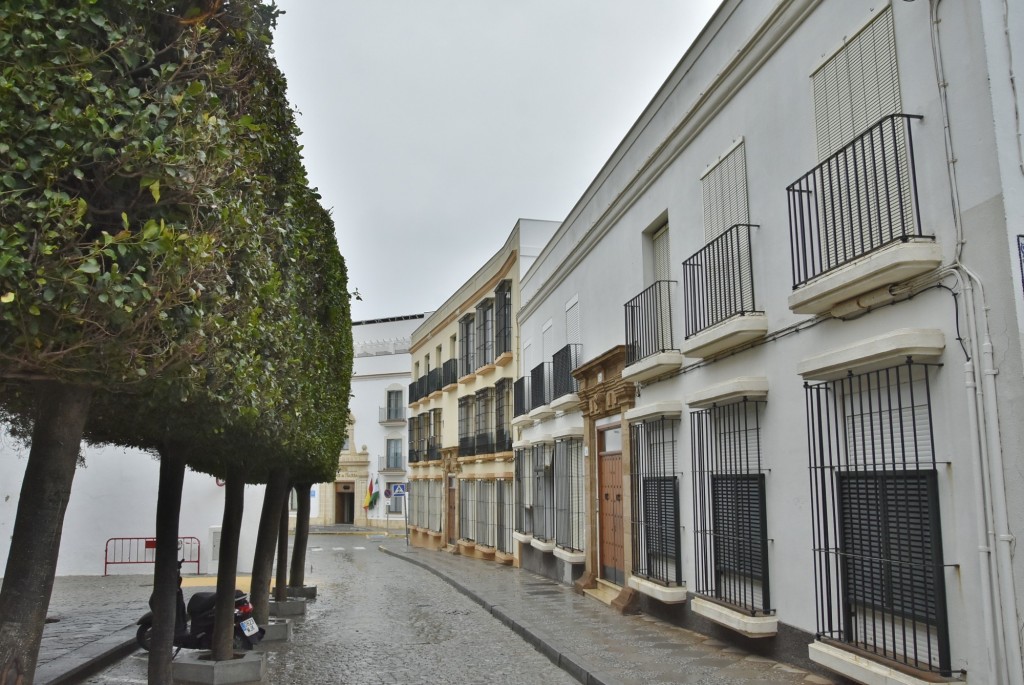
[420,414,432,461]
[429,409,442,462]
[692,400,770,614]
[408,421,418,463]
[458,396,476,457]
[495,378,513,452]
[805,360,950,675]
[460,480,477,542]
[495,280,513,356]
[530,362,552,409]
[386,482,403,514]
[458,314,475,377]
[532,443,555,541]
[442,358,458,387]
[630,417,682,585]
[554,437,586,552]
[475,388,495,455]
[513,376,530,417]
[476,480,496,548]
[497,479,514,553]
[475,299,495,368]
[552,344,581,400]
[514,447,534,535]
[427,479,442,533]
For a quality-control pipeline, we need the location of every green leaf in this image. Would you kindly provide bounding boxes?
[149,179,160,203]
[78,260,100,274]
[186,81,205,96]
[76,197,87,219]
[142,220,160,240]
[0,292,14,303]
[121,212,129,230]
[28,305,40,316]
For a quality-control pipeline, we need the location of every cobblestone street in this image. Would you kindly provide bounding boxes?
[82,534,578,684]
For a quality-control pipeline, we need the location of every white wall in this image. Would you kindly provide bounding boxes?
[0,432,264,576]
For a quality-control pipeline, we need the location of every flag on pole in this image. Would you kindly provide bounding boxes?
[369,477,380,509]
[362,477,375,510]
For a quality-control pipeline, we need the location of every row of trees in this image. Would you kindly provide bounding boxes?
[0,2,352,684]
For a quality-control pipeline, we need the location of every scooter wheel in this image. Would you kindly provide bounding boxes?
[232,631,249,650]
[136,624,153,652]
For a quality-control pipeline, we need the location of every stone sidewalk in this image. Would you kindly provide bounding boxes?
[29,533,844,684]
[379,543,840,685]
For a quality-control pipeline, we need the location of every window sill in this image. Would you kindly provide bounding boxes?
[686,376,768,409]
[528,404,556,422]
[475,363,498,377]
[788,239,942,316]
[512,531,533,545]
[681,313,768,359]
[627,576,687,604]
[457,374,476,386]
[511,414,533,428]
[530,537,556,553]
[553,547,585,564]
[808,640,956,685]
[622,351,685,384]
[797,328,944,380]
[691,597,777,638]
[549,393,580,413]
[442,383,458,393]
[495,351,513,367]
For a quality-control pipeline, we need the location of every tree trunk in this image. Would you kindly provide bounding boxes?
[274,484,290,602]
[250,468,288,625]
[0,382,92,685]
[147,442,187,685]
[211,471,244,660]
[288,482,312,589]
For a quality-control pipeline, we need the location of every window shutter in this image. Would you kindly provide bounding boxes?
[701,141,749,242]
[565,299,580,346]
[812,6,900,160]
[652,225,671,282]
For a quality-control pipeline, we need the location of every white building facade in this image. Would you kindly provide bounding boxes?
[513,1,1024,684]
[310,314,424,528]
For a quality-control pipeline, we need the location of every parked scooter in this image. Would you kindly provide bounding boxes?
[136,561,264,652]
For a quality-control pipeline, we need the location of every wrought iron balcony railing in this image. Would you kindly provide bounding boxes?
[681,224,760,338]
[458,434,476,458]
[426,368,443,395]
[513,376,530,417]
[787,114,927,289]
[442,358,458,387]
[378,454,404,471]
[530,362,553,410]
[475,431,495,456]
[624,280,676,366]
[552,344,581,400]
[379,406,406,423]
[426,436,441,462]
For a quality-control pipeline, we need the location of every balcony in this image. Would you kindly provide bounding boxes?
[623,280,684,383]
[442,358,459,390]
[426,368,443,397]
[529,362,555,421]
[512,376,531,426]
[378,454,405,472]
[680,224,767,359]
[458,434,476,458]
[408,376,427,405]
[426,436,441,462]
[475,431,495,456]
[378,406,406,424]
[787,114,941,315]
[551,344,581,412]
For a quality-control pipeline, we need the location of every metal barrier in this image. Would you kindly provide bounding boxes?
[104,536,200,576]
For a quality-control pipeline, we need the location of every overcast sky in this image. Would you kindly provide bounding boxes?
[270,1,721,322]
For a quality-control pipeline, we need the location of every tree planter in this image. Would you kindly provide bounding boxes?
[259,618,292,642]
[268,597,306,617]
[273,584,317,599]
[171,650,265,685]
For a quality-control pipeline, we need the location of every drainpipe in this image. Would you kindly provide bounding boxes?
[931,0,1024,679]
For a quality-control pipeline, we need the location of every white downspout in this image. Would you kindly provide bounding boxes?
[931,0,1024,679]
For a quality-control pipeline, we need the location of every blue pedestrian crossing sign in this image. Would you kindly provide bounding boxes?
[391,483,406,497]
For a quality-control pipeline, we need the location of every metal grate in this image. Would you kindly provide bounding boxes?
[458,395,476,457]
[805,360,950,674]
[624,281,677,366]
[476,480,496,547]
[692,400,771,614]
[495,378,513,452]
[630,417,682,585]
[460,480,476,542]
[787,114,926,289]
[495,280,513,357]
[554,437,586,553]
[442,358,458,387]
[514,447,534,535]
[533,443,555,541]
[513,376,530,417]
[497,479,514,553]
[458,314,475,377]
[530,362,553,409]
[475,388,495,455]
[681,224,760,339]
[427,479,443,533]
[475,299,495,368]
[552,344,581,400]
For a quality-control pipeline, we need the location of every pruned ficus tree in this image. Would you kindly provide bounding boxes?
[0,1,276,680]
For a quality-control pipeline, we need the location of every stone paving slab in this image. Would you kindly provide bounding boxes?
[379,543,842,685]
